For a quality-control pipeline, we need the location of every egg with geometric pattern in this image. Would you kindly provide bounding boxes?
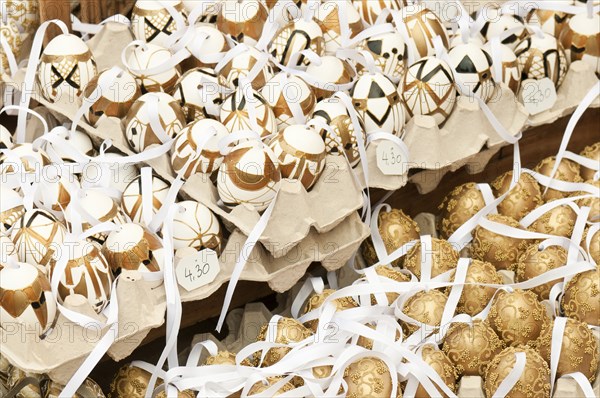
[171,200,222,253]
[400,6,448,59]
[448,43,495,102]
[217,45,274,90]
[559,12,600,76]
[126,43,181,93]
[269,18,325,67]
[131,0,185,47]
[315,0,364,54]
[220,87,278,139]
[480,13,527,50]
[171,67,225,122]
[353,0,403,25]
[121,174,171,225]
[482,41,521,94]
[217,0,269,45]
[357,31,407,81]
[514,32,569,89]
[260,73,316,132]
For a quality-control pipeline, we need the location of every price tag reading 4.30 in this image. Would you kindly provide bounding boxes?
[376,140,407,176]
[521,78,557,116]
[176,248,220,292]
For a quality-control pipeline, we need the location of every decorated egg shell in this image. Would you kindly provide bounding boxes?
[311,97,366,167]
[33,169,79,214]
[527,9,570,39]
[37,34,97,102]
[353,0,403,25]
[529,201,577,238]
[437,182,485,239]
[514,32,569,89]
[579,142,600,180]
[315,0,364,55]
[561,266,600,326]
[0,185,24,232]
[0,143,51,177]
[401,56,457,126]
[10,208,66,269]
[584,226,599,264]
[83,69,142,127]
[40,377,107,398]
[171,118,229,178]
[482,41,521,94]
[480,13,527,50]
[448,30,485,49]
[260,73,316,131]
[491,171,543,221]
[217,0,269,45]
[350,72,404,136]
[217,140,281,212]
[102,223,163,274]
[0,261,57,335]
[43,128,95,163]
[268,124,326,190]
[343,356,402,398]
[0,124,13,150]
[410,344,458,398]
[453,259,503,316]
[516,243,566,301]
[534,156,583,200]
[357,31,407,81]
[217,45,274,91]
[220,87,278,139]
[171,67,225,122]
[6,365,44,398]
[403,238,459,280]
[302,289,358,332]
[401,288,448,336]
[172,200,222,252]
[572,180,600,222]
[131,0,186,47]
[305,55,356,101]
[126,43,181,93]
[560,12,600,76]
[124,92,186,153]
[183,24,229,70]
[109,363,194,398]
[80,153,139,198]
[448,42,495,102]
[400,5,448,59]
[3,0,39,31]
[121,173,171,225]
[0,233,17,268]
[269,18,325,67]
[0,19,22,79]
[255,317,313,366]
[248,377,296,396]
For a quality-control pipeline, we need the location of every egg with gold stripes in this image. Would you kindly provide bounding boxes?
[220,87,277,139]
[121,174,171,225]
[172,200,222,253]
[131,0,186,47]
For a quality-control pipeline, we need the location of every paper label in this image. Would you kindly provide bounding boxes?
[521,78,557,115]
[376,140,407,176]
[175,249,220,292]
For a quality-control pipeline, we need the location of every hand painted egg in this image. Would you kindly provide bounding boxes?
[0,125,13,150]
[400,6,449,59]
[183,0,220,23]
[350,72,404,136]
[0,186,24,231]
[126,43,180,93]
[584,226,600,264]
[411,345,458,398]
[49,241,112,313]
[571,180,600,222]
[43,128,95,163]
[171,67,225,122]
[305,55,356,100]
[220,87,277,139]
[534,156,583,200]
[560,13,600,76]
[255,317,313,366]
[527,9,570,38]
[131,0,186,47]
[449,30,485,48]
[217,0,269,45]
[514,32,569,89]
[580,142,600,180]
[482,41,521,94]
[10,209,66,269]
[121,174,170,225]
[0,19,22,78]
[480,13,527,50]
[315,0,364,54]
[217,140,281,211]
[124,92,186,153]
[109,364,194,398]
[448,43,495,102]
[248,377,296,397]
[401,56,457,125]
[268,124,326,190]
[453,259,503,316]
[437,182,485,239]
[353,0,402,25]
[0,262,57,335]
[401,289,448,336]
[83,69,142,127]
[311,97,366,167]
[217,45,274,90]
[516,244,566,301]
[0,143,51,176]
[260,73,316,131]
[172,200,222,252]
[343,357,401,398]
[37,34,97,102]
[183,24,229,70]
[40,377,107,398]
[3,0,39,31]
[102,223,163,274]
[33,170,79,214]
[561,266,600,326]
[171,118,229,178]
[491,171,543,220]
[269,18,325,67]
[302,289,358,332]
[80,153,139,198]
[357,31,407,81]
[402,238,459,280]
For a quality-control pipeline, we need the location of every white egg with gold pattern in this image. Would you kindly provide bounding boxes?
[514,32,569,89]
[269,18,325,67]
[217,0,269,45]
[353,0,403,25]
[305,56,356,101]
[102,223,163,274]
[483,41,521,94]
[357,31,407,81]
[261,73,316,132]
[315,0,364,55]
[448,43,495,102]
[401,6,449,59]
[121,174,171,225]
[126,43,180,93]
[172,200,222,253]
[217,45,274,91]
[220,87,277,139]
[171,67,225,122]
[131,0,186,47]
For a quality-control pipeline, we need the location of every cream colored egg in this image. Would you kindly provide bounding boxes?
[527,9,570,38]
[305,56,356,100]
[480,13,527,50]
[184,24,229,69]
[449,31,485,49]
[217,141,281,211]
[131,0,186,47]
[268,124,326,190]
[217,45,274,91]
[315,0,364,55]
[357,31,407,81]
[448,43,495,102]
[220,87,278,139]
[121,174,170,224]
[171,118,229,178]
[0,143,51,177]
[514,32,569,89]
[3,0,39,31]
[171,67,225,122]
[260,73,316,131]
[0,186,24,232]
[269,18,325,67]
[126,43,180,93]
[483,41,521,94]
[217,0,269,45]
[401,6,449,59]
[353,0,402,25]
[124,92,186,153]
[43,129,95,163]
[0,125,13,150]
[34,170,79,215]
[102,223,163,273]
[560,13,600,76]
[172,200,222,252]
[80,153,139,198]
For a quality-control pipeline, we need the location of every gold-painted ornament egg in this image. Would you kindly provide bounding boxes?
[121,173,170,224]
[220,87,278,139]
[6,366,44,398]
[357,31,407,81]
[203,350,252,367]
[217,45,274,90]
[356,322,403,350]
[217,140,281,212]
[400,6,449,59]
[561,266,600,326]
[584,226,599,264]
[579,142,600,181]
[488,288,551,346]
[412,344,458,398]
[217,0,269,45]
[529,201,577,238]
[447,43,495,102]
[269,18,325,67]
[353,0,402,25]
[248,377,295,396]
[255,317,313,366]
[102,223,163,274]
[0,19,22,79]
[480,13,527,50]
[0,143,51,175]
[315,0,364,54]
[268,124,326,190]
[343,356,401,398]
[171,118,229,178]
[442,320,505,377]
[527,9,570,38]
[514,32,569,89]
[560,12,600,76]
[302,289,358,332]
[491,171,543,221]
[482,41,522,94]
[0,186,24,232]
[3,0,39,32]
[438,182,485,239]
[453,259,503,316]
[109,364,193,398]
[305,55,356,101]
[403,238,459,280]
[40,377,106,398]
[261,73,316,131]
[172,200,222,253]
[126,43,180,93]
[483,346,551,398]
[534,156,583,200]
[182,24,229,70]
[171,67,224,122]
[37,34,97,102]
[131,0,185,47]
[401,289,448,336]
[572,179,600,222]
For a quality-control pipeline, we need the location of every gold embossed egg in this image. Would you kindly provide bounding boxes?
[102,223,163,274]
[516,244,567,301]
[203,350,252,367]
[579,142,600,181]
[561,266,600,326]
[491,171,543,220]
[302,289,358,332]
[413,344,458,398]
[484,346,551,398]
[529,201,577,238]
[6,366,44,398]
[343,356,401,398]
[488,288,551,346]
[537,318,599,382]
[361,208,420,267]
[109,364,193,398]
[442,320,505,377]
[534,156,583,201]
[255,317,313,366]
[454,259,503,316]
[403,238,459,280]
[438,182,485,239]
[584,226,599,264]
[572,180,600,223]
[248,377,295,396]
[40,377,106,398]
[401,289,448,337]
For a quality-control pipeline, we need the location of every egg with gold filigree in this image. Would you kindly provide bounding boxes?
[491,171,543,221]
[315,0,364,55]
[572,180,600,222]
[480,13,527,50]
[220,87,278,139]
[305,56,356,101]
[560,13,600,76]
[0,186,24,232]
[401,289,448,336]
[0,125,12,150]
[403,238,459,280]
[248,377,296,396]
[269,18,325,67]
[0,19,22,79]
[561,266,600,326]
[171,118,229,178]
[356,322,403,350]
[217,45,274,91]
[364,265,411,305]
[121,173,170,225]
[171,200,222,253]
[217,0,269,45]
[534,156,583,200]
[400,6,449,59]
[452,259,503,316]
[37,34,97,102]
[584,226,599,264]
[448,43,495,102]
[302,289,358,332]
[579,142,600,181]
[442,320,505,377]
[40,377,106,398]
[437,182,485,239]
[261,73,316,131]
[255,317,313,366]
[182,24,229,70]
[527,9,570,38]
[6,366,44,398]
[217,140,281,212]
[131,0,185,47]
[124,92,186,153]
[343,356,402,398]
[487,288,551,346]
[530,201,577,237]
[357,31,407,81]
[516,243,567,301]
[411,344,458,398]
[102,223,163,274]
[126,43,180,93]
[0,261,57,336]
[482,41,521,94]
[3,0,39,32]
[353,0,402,25]
[109,364,194,398]
[0,143,51,176]
[268,124,326,190]
[202,350,253,367]
[514,32,569,89]
[171,67,225,122]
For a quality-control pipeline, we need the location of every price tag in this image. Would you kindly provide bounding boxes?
[376,140,407,176]
[175,249,220,292]
[520,78,557,115]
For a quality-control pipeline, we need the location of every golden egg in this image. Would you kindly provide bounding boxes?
[366,265,410,305]
[529,201,577,238]
[442,320,505,377]
[401,289,448,337]
[492,171,543,220]
[255,317,313,366]
[572,180,600,223]
[534,156,583,200]
[516,244,567,301]
[412,345,458,398]
[537,318,599,382]
[488,288,551,347]
[579,142,600,181]
[40,378,106,398]
[343,356,401,398]
[561,266,600,326]
[438,182,486,239]
[361,208,420,267]
[248,377,295,396]
[302,289,358,332]
[483,346,551,398]
[403,238,459,280]
[453,259,503,316]
[583,226,599,264]
[108,364,195,398]
[471,214,534,272]
[203,350,252,367]
[6,366,43,398]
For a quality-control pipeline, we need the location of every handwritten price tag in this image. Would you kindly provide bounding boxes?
[521,78,557,115]
[175,248,220,292]
[376,140,407,176]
